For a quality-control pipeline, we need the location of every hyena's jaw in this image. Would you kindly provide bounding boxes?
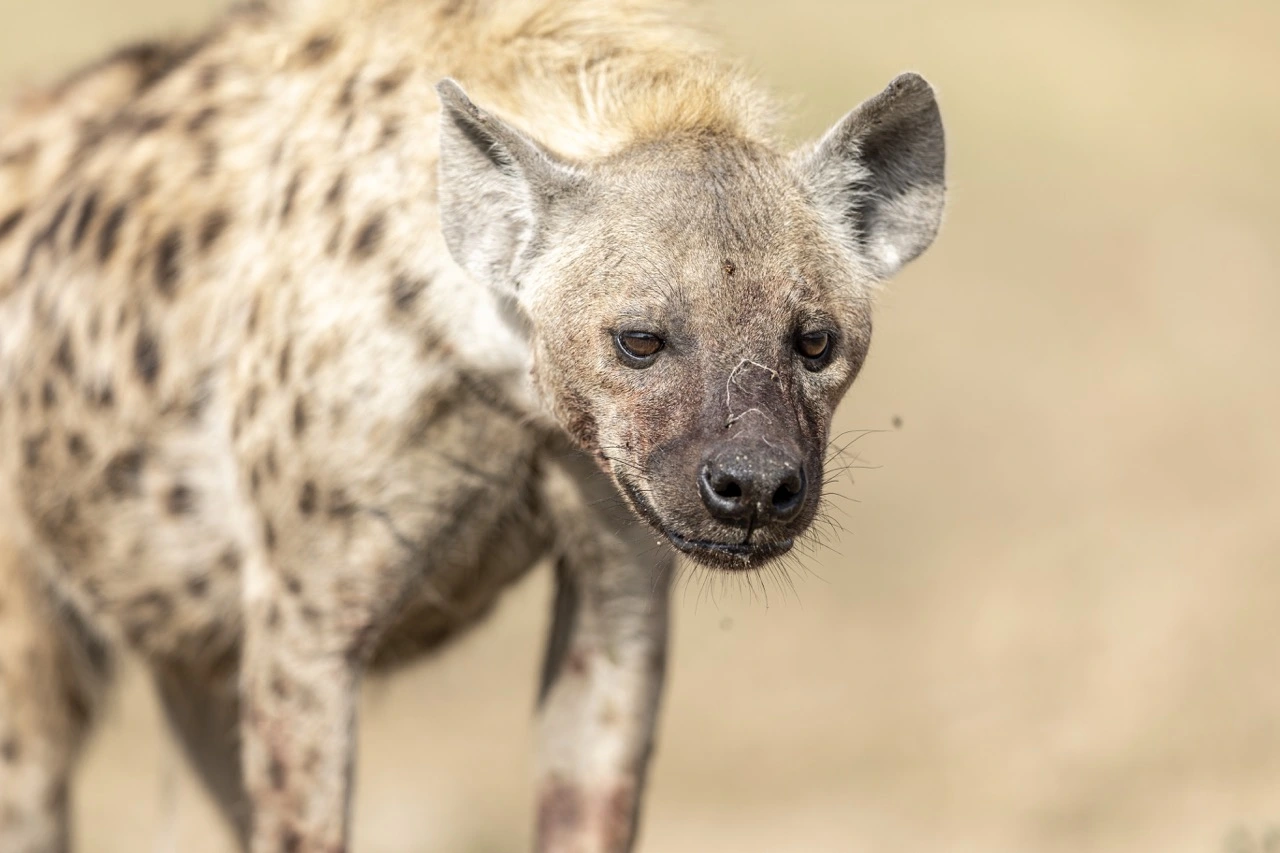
[613,472,802,571]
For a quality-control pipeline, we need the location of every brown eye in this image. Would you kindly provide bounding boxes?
[796,331,832,364]
[615,331,664,366]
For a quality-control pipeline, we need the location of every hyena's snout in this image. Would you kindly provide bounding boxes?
[698,438,807,527]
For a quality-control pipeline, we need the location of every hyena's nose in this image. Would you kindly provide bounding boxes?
[699,442,807,526]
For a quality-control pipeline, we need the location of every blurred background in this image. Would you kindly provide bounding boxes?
[2,0,1278,850]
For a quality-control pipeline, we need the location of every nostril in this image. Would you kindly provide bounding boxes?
[716,481,743,500]
[770,468,806,519]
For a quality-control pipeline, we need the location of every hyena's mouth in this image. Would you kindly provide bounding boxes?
[663,530,795,568]
[614,476,797,569]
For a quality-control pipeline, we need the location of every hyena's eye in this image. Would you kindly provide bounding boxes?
[615,331,664,367]
[795,330,833,368]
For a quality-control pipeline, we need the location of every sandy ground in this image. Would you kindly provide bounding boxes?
[2,0,1279,850]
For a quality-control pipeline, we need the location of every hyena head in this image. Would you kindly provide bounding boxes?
[436,74,945,569]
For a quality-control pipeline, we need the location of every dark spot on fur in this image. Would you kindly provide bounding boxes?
[104,448,145,496]
[375,68,408,96]
[166,483,195,515]
[335,73,358,110]
[298,480,317,514]
[281,171,302,221]
[133,113,170,135]
[0,207,25,242]
[264,447,278,479]
[93,382,115,408]
[199,209,229,251]
[263,519,277,551]
[284,575,302,596]
[278,342,292,383]
[54,333,76,376]
[245,385,262,420]
[266,602,280,630]
[187,106,218,134]
[20,195,73,277]
[327,488,357,518]
[67,432,91,462]
[186,575,209,597]
[98,203,127,263]
[196,63,221,91]
[300,604,321,625]
[270,671,291,700]
[47,779,70,813]
[247,295,261,333]
[282,829,301,853]
[250,464,261,496]
[269,754,287,790]
[71,192,99,250]
[300,34,338,64]
[47,194,73,243]
[378,115,401,147]
[154,228,183,296]
[390,273,427,312]
[218,546,242,573]
[104,39,205,95]
[325,173,346,207]
[0,737,19,764]
[41,380,57,409]
[351,212,384,259]
[292,397,307,437]
[134,326,161,385]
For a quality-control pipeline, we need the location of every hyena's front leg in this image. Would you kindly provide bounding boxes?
[240,559,361,853]
[535,458,674,853]
[238,515,405,853]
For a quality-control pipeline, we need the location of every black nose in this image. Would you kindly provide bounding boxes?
[698,443,807,526]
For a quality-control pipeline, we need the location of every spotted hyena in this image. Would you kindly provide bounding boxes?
[0,0,945,850]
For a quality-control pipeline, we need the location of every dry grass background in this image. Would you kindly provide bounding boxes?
[2,0,1279,850]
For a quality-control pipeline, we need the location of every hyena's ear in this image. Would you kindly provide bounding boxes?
[795,72,945,279]
[435,79,581,289]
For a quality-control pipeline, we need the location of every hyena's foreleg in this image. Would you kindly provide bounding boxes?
[534,457,674,853]
[238,544,365,853]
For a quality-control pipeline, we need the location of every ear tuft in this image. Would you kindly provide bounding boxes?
[796,72,946,279]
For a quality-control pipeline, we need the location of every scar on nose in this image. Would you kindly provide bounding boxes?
[724,358,779,429]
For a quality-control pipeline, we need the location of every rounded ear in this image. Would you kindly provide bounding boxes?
[435,79,582,290]
[793,73,946,279]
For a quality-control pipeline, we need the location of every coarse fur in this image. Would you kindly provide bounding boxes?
[0,0,946,850]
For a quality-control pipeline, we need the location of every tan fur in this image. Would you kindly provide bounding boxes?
[0,1,944,850]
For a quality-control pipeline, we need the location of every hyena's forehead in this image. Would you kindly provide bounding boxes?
[561,142,859,315]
